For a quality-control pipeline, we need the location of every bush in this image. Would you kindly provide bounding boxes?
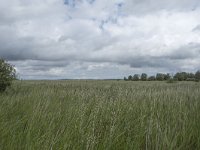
[0,59,16,92]
[186,78,196,81]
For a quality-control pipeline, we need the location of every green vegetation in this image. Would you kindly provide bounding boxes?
[0,58,16,92]
[125,71,200,82]
[0,80,200,149]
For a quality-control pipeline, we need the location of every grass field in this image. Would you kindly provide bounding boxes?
[0,80,200,149]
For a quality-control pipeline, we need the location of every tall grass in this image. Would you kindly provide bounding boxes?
[0,80,200,149]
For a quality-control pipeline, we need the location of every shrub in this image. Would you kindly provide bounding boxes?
[186,78,196,81]
[0,59,16,92]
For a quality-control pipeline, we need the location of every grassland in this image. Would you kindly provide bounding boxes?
[0,80,200,150]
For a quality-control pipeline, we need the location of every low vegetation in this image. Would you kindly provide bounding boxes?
[0,80,200,149]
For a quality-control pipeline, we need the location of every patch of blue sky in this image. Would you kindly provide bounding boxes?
[97,3,125,30]
[63,0,125,30]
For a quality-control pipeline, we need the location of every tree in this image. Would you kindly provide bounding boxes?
[0,58,16,92]
[186,73,195,81]
[133,74,140,81]
[124,77,128,81]
[187,73,195,79]
[128,75,133,81]
[195,70,200,81]
[141,73,147,81]
[174,72,188,81]
[156,73,165,81]
[148,76,156,81]
[164,73,171,80]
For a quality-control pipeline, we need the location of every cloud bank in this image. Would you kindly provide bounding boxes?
[0,0,200,79]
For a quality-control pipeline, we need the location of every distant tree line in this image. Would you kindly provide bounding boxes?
[124,71,200,82]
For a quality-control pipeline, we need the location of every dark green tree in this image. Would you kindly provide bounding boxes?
[148,76,156,81]
[0,59,16,92]
[156,73,165,81]
[195,70,200,81]
[187,73,195,78]
[186,73,195,81]
[128,75,133,81]
[141,73,147,81]
[124,77,128,81]
[164,73,171,80]
[133,74,140,81]
[174,72,188,81]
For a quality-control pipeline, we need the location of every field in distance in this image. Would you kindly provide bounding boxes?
[0,80,200,149]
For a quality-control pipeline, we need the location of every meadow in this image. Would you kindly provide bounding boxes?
[0,80,200,150]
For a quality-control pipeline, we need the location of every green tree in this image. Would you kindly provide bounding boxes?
[187,73,195,79]
[186,73,195,81]
[133,74,140,81]
[124,77,128,81]
[195,70,200,81]
[148,76,156,81]
[174,72,188,81]
[128,75,133,81]
[164,73,171,80]
[0,58,16,92]
[156,73,165,81]
[141,73,147,81]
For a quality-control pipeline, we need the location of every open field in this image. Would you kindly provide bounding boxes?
[0,80,200,149]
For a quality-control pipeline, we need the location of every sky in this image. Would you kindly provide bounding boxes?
[0,0,200,79]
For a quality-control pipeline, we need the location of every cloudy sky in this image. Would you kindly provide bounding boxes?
[0,0,200,79]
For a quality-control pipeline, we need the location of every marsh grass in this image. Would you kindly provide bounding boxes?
[0,80,200,149]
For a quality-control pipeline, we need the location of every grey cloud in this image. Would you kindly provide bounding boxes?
[166,43,200,60]
[193,25,200,31]
[122,43,200,69]
[124,0,200,14]
[110,55,176,70]
[18,60,69,72]
[129,57,173,68]
[83,43,200,70]
[1,0,200,79]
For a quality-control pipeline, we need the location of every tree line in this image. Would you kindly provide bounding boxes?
[124,71,200,81]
